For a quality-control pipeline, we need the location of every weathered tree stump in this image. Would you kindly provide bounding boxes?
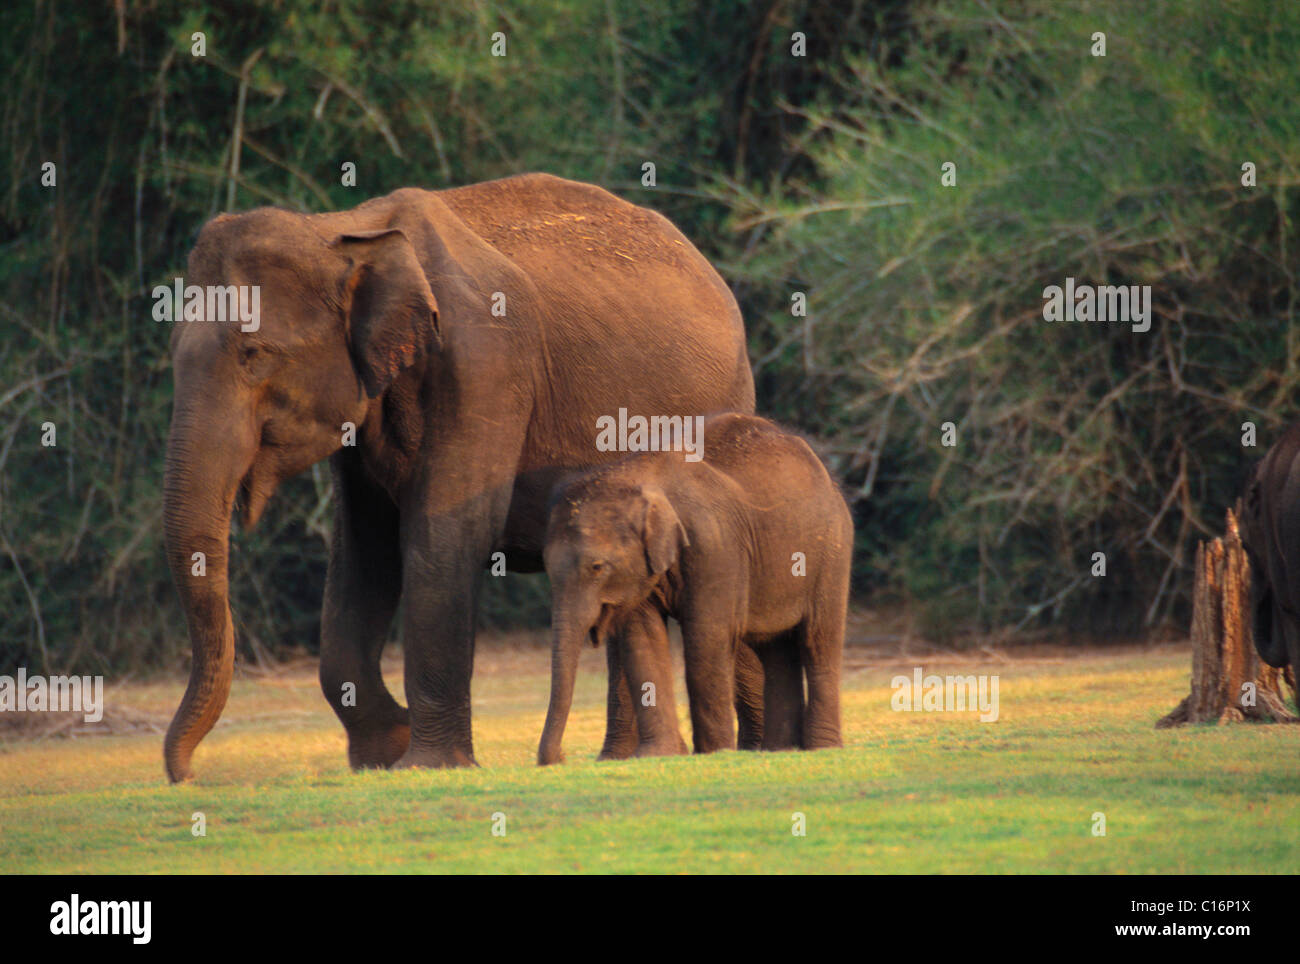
[1157,508,1298,727]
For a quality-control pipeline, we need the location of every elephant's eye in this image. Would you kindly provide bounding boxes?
[237,342,277,378]
[589,561,605,573]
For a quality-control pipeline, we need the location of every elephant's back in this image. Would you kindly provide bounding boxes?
[438,173,701,273]
[702,414,842,512]
[438,175,742,331]
[440,173,755,425]
[694,414,853,577]
[703,414,820,475]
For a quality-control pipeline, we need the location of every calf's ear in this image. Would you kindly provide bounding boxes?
[332,228,441,397]
[640,487,689,576]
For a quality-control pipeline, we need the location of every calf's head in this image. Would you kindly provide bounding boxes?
[536,482,688,765]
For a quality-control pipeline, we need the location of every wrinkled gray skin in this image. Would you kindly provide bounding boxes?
[1238,422,1300,682]
[539,413,853,765]
[162,173,760,781]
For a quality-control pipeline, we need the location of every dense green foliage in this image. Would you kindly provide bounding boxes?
[731,0,1300,639]
[2,0,1297,673]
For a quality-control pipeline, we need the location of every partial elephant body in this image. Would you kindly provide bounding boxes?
[163,173,755,781]
[1239,422,1300,682]
[540,413,853,763]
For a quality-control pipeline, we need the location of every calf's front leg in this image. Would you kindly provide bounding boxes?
[616,603,688,757]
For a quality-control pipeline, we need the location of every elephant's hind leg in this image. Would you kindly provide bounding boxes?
[734,641,764,750]
[798,578,848,750]
[757,630,804,751]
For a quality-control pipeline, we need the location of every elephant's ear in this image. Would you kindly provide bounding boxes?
[332,228,442,398]
[640,487,689,576]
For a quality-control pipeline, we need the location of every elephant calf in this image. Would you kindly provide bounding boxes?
[538,412,853,764]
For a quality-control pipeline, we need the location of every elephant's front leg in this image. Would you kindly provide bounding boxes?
[597,631,639,760]
[394,465,522,769]
[394,524,488,769]
[320,450,408,769]
[617,604,688,757]
[392,390,530,768]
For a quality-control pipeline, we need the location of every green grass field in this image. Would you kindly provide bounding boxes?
[2,636,1297,874]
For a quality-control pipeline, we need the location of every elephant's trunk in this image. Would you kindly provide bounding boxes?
[161,403,253,782]
[537,605,591,766]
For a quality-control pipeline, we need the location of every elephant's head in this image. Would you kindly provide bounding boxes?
[163,208,441,782]
[536,480,688,764]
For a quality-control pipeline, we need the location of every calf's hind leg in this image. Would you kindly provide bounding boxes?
[757,631,804,750]
[797,584,848,750]
[735,642,764,750]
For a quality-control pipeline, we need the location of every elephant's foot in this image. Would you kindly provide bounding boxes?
[597,718,640,760]
[690,730,737,754]
[761,688,803,750]
[800,727,843,751]
[347,720,411,770]
[391,744,478,769]
[634,735,689,758]
[689,710,737,754]
[691,744,734,755]
[801,736,843,751]
[761,725,801,752]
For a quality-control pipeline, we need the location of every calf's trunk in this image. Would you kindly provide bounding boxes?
[537,608,588,766]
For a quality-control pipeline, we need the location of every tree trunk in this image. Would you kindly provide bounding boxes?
[1157,508,1298,727]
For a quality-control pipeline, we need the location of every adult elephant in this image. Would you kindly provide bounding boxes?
[162,173,755,781]
[1238,422,1300,684]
